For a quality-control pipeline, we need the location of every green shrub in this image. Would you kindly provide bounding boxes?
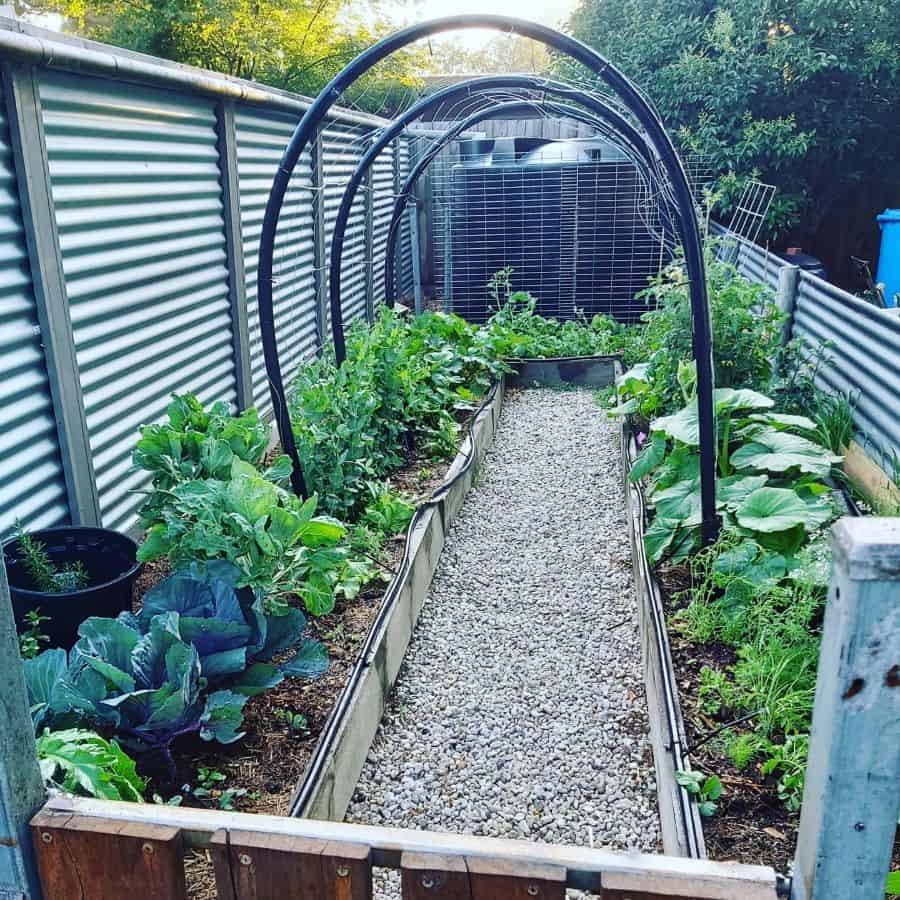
[289,308,506,520]
[621,254,783,417]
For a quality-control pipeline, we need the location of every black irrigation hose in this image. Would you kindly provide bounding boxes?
[382,95,659,305]
[257,16,717,540]
[288,382,500,817]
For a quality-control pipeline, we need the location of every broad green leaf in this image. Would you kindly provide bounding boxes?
[653,476,702,527]
[736,487,810,533]
[653,403,700,445]
[200,438,234,479]
[268,507,305,548]
[702,774,723,801]
[653,389,774,446]
[716,474,768,509]
[644,516,680,565]
[199,690,247,744]
[749,412,818,433]
[731,428,842,478]
[713,540,761,578]
[721,578,755,621]
[298,517,347,548]
[226,473,277,522]
[616,363,650,392]
[608,397,639,416]
[629,437,666,482]
[714,388,774,414]
[36,729,146,803]
[231,662,283,697]
[262,454,293,484]
[137,524,170,562]
[280,639,329,679]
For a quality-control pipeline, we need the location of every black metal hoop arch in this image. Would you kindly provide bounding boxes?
[380,96,659,306]
[258,15,718,543]
[329,74,581,357]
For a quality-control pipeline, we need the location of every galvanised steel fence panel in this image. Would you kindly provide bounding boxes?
[0,74,70,536]
[710,221,785,292]
[396,137,415,299]
[792,271,900,469]
[0,19,419,536]
[323,123,368,326]
[39,71,238,532]
[372,143,395,307]
[234,107,317,411]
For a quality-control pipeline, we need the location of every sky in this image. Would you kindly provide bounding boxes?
[390,0,577,49]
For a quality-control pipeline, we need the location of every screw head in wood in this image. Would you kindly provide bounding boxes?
[336,864,350,877]
[527,885,540,896]
[421,875,436,889]
[240,853,252,866]
[142,842,154,855]
[41,832,53,844]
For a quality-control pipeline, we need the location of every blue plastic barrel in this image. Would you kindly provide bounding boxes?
[876,208,900,307]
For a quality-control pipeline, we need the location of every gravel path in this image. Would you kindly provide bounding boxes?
[346,388,660,884]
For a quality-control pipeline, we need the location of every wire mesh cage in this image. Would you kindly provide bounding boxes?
[426,132,674,323]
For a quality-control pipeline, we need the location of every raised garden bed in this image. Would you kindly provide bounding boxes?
[126,381,505,821]
[621,420,706,860]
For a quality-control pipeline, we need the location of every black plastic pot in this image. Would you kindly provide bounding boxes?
[3,526,141,649]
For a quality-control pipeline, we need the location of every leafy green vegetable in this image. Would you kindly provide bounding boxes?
[731,427,843,478]
[37,728,146,802]
[675,769,723,817]
[137,560,328,690]
[483,276,623,359]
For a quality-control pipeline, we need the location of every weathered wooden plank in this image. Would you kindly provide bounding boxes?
[31,810,186,900]
[321,840,372,900]
[39,797,779,899]
[791,518,900,900]
[466,856,565,900]
[211,829,328,898]
[210,829,372,900]
[603,867,779,900]
[402,852,471,900]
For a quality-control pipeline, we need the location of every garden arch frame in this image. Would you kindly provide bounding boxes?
[258,15,718,542]
[378,96,660,306]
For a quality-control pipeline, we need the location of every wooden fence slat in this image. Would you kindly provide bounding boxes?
[402,852,472,900]
[321,840,373,900]
[466,856,566,900]
[31,810,186,900]
[211,828,372,899]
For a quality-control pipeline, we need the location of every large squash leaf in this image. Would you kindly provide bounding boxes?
[731,428,842,478]
[736,487,811,533]
[653,388,774,446]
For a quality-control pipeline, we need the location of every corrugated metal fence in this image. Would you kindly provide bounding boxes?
[712,223,900,472]
[0,19,418,536]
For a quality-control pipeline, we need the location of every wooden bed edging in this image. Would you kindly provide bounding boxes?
[31,797,779,899]
[290,378,506,821]
[620,417,707,860]
[505,354,621,389]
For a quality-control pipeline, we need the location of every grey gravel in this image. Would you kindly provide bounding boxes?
[346,389,660,893]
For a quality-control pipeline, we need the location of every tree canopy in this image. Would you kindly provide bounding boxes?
[561,0,900,262]
[24,0,425,112]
